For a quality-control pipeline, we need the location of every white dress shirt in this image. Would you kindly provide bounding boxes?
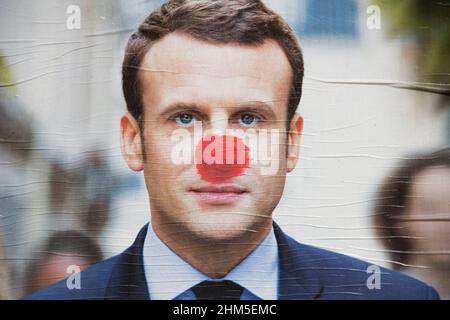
[143,221,279,300]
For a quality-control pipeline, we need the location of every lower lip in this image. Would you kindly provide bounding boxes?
[190,191,244,204]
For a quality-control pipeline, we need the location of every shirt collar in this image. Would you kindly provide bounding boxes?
[143,222,279,300]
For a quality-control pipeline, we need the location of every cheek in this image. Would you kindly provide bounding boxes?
[143,133,191,178]
[278,135,288,166]
[402,222,446,249]
[249,174,286,213]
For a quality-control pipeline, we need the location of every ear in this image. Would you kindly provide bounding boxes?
[286,113,303,173]
[120,112,144,172]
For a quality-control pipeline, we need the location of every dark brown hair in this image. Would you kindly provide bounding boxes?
[122,0,304,126]
[373,148,450,269]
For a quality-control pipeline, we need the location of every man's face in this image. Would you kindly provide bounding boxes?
[121,33,302,242]
[403,166,450,266]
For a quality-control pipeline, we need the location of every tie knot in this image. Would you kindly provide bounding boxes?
[192,280,244,300]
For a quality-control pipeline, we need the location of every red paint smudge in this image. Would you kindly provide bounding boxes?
[195,135,250,183]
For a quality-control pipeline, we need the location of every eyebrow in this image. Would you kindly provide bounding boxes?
[235,100,277,118]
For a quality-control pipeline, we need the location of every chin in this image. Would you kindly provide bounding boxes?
[187,212,262,243]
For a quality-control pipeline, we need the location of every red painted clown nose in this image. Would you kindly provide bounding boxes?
[195,135,250,183]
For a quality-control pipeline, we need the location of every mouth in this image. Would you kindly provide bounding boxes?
[189,185,248,204]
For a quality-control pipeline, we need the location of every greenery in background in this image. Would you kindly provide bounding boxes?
[373,0,450,90]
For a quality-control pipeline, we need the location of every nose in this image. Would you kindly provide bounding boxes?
[195,135,250,184]
[205,110,229,135]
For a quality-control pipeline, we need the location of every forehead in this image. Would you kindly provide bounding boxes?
[138,32,292,110]
[410,166,450,204]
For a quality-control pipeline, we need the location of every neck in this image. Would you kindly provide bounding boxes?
[404,255,450,300]
[151,216,273,279]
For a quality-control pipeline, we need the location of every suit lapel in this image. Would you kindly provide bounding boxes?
[273,222,323,300]
[105,223,150,300]
[104,222,322,300]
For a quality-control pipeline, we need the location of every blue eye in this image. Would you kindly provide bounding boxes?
[240,114,258,126]
[175,113,196,126]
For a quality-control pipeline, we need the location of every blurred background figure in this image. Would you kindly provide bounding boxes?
[374,148,450,299]
[23,230,103,296]
[0,235,11,299]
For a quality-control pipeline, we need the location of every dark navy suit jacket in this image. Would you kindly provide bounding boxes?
[25,222,439,300]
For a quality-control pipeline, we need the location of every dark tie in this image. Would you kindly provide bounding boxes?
[192,280,244,300]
